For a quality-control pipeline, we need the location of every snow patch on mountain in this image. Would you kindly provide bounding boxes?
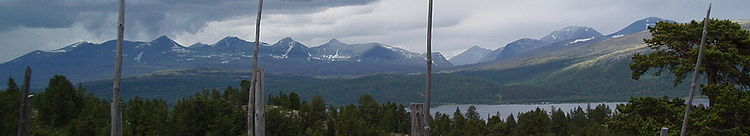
[134,52,144,62]
[569,36,596,44]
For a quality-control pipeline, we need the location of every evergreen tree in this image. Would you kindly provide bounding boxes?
[449,108,466,136]
[35,75,84,127]
[358,94,380,126]
[124,97,171,136]
[609,97,685,135]
[506,113,517,135]
[0,77,20,136]
[631,19,750,105]
[464,106,487,135]
[335,105,371,136]
[516,108,550,136]
[288,92,301,110]
[311,95,327,122]
[550,108,569,136]
[68,95,109,136]
[486,112,507,136]
[428,112,447,135]
[6,77,18,92]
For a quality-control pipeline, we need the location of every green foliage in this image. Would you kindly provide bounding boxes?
[35,75,85,127]
[68,95,109,136]
[633,19,750,86]
[124,97,170,136]
[464,106,488,135]
[516,108,551,136]
[631,19,750,106]
[0,77,21,136]
[172,89,244,136]
[6,77,18,92]
[609,97,685,135]
[692,84,750,135]
[550,108,569,136]
[6,75,749,135]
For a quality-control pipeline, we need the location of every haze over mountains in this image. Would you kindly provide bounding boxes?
[452,17,672,66]
[0,36,451,87]
[3,17,734,105]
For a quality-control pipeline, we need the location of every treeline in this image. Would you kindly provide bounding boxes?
[1,75,749,135]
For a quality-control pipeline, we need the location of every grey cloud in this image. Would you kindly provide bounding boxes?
[0,0,377,36]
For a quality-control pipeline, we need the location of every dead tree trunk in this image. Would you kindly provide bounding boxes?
[680,4,711,136]
[423,0,434,135]
[249,0,265,135]
[111,0,125,135]
[411,103,426,136]
[17,67,31,136]
[255,67,266,136]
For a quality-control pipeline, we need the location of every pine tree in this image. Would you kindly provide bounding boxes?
[631,19,750,105]
[0,77,20,136]
[550,108,569,136]
[6,77,18,92]
[35,75,84,127]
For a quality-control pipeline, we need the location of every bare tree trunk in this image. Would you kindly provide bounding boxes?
[411,103,426,136]
[255,68,265,136]
[423,0,434,135]
[17,67,31,136]
[249,0,264,135]
[680,4,711,136]
[111,0,125,135]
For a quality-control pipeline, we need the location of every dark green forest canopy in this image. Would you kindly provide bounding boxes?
[1,74,750,135]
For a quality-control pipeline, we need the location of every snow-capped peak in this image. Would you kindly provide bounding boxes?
[50,42,91,53]
[541,26,602,42]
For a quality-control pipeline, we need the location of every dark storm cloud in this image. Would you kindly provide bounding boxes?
[0,0,377,35]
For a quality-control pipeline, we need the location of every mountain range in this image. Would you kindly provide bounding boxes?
[0,36,451,87]
[456,17,672,66]
[3,17,741,105]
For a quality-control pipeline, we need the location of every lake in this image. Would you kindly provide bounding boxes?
[431,99,710,120]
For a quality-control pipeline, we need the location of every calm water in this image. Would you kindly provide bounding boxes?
[431,99,709,120]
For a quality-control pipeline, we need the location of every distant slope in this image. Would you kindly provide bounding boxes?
[83,68,504,105]
[451,28,700,102]
[449,46,491,65]
[472,32,651,71]
[741,20,750,29]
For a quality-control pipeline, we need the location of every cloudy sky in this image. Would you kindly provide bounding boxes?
[1,0,749,62]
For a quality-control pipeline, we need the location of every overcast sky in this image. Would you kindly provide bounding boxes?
[1,0,749,62]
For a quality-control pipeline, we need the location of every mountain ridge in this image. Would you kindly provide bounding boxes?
[0,36,452,88]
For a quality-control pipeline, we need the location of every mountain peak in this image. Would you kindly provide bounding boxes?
[153,35,171,40]
[151,35,176,44]
[148,35,185,48]
[468,45,484,50]
[210,36,250,47]
[219,36,243,42]
[607,17,674,37]
[541,26,602,42]
[641,17,665,22]
[449,45,493,65]
[189,42,209,48]
[327,39,344,45]
[280,37,295,42]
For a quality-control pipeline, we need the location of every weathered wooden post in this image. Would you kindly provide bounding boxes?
[17,67,31,136]
[423,0,434,135]
[111,0,125,135]
[255,67,265,136]
[249,71,256,136]
[661,127,669,136]
[249,0,265,135]
[411,103,426,136]
[680,4,711,136]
